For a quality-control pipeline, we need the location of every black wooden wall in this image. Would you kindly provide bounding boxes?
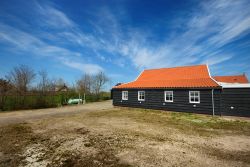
[112,89,221,115]
[220,88,250,117]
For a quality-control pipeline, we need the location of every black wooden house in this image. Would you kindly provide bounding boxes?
[112,65,250,117]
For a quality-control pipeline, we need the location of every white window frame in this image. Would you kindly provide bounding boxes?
[138,91,145,101]
[189,91,200,103]
[164,91,173,102]
[122,91,128,100]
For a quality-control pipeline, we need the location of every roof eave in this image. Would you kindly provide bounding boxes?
[112,86,222,90]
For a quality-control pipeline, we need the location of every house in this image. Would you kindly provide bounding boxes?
[54,84,69,92]
[112,64,250,117]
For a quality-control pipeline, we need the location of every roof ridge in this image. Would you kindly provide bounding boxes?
[136,77,212,81]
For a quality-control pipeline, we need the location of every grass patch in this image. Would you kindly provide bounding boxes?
[200,146,250,164]
[86,108,250,136]
[170,112,250,136]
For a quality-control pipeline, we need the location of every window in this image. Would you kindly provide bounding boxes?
[189,91,200,103]
[164,91,173,102]
[122,91,128,100]
[138,91,145,101]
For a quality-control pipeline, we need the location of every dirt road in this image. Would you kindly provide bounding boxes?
[0,100,113,126]
[0,101,250,167]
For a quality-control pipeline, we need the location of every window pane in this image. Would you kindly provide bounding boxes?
[165,91,173,101]
[138,91,145,100]
[122,91,128,100]
[194,97,198,102]
[189,91,199,103]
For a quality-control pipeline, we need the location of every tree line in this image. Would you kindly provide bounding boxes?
[0,64,109,94]
[0,64,110,111]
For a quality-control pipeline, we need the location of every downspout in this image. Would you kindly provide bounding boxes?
[206,64,217,116]
[212,89,215,116]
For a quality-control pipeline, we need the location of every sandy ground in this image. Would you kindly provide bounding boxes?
[0,101,250,167]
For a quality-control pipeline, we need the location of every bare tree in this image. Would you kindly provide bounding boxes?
[6,65,36,92]
[0,78,12,94]
[37,70,50,92]
[76,74,92,93]
[55,78,65,87]
[92,71,109,94]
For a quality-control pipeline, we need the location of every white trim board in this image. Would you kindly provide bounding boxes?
[219,83,250,88]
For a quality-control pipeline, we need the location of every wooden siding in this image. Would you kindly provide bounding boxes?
[112,89,221,115]
[221,88,250,117]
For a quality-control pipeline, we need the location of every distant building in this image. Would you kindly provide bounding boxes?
[54,84,68,92]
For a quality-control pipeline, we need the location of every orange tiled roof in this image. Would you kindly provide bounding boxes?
[113,65,220,89]
[213,75,249,83]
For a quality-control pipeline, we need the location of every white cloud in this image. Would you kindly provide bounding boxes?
[35,2,75,29]
[0,2,106,74]
[0,23,43,50]
[105,0,250,70]
[0,23,103,74]
[201,54,233,66]
[200,0,250,47]
[61,58,103,74]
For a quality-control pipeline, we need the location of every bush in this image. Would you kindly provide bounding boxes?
[0,91,111,111]
[85,92,111,102]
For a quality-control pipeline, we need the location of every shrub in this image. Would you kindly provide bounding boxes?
[0,91,111,111]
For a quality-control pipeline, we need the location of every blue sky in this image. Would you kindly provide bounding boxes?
[0,0,250,88]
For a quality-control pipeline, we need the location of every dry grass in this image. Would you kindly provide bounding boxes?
[0,106,250,167]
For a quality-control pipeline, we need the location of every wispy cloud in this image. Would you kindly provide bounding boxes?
[60,58,103,74]
[76,0,250,71]
[0,1,107,74]
[116,0,250,70]
[35,2,75,29]
[0,22,103,74]
[31,1,106,50]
